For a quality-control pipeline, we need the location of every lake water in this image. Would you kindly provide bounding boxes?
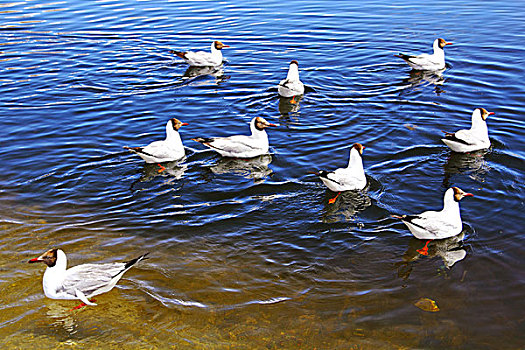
[0,0,523,348]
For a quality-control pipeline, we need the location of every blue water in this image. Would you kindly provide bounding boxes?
[0,0,523,348]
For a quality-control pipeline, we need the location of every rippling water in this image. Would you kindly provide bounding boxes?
[1,0,523,348]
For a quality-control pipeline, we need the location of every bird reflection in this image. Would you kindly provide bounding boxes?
[443,149,489,187]
[182,65,229,83]
[208,154,273,182]
[278,95,302,116]
[321,189,372,223]
[46,302,77,335]
[132,160,187,185]
[402,69,446,94]
[396,232,466,279]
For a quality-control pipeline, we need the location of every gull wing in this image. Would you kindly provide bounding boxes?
[444,129,478,145]
[141,140,175,159]
[404,211,459,238]
[59,263,127,297]
[201,135,259,154]
[184,50,214,66]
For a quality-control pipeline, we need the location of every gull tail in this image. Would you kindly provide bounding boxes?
[394,53,415,61]
[124,252,150,270]
[123,146,141,152]
[170,50,187,59]
[192,137,214,144]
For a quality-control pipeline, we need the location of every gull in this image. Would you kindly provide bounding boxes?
[395,38,452,71]
[278,60,305,103]
[315,143,367,203]
[29,248,148,308]
[124,118,187,172]
[442,108,494,153]
[392,187,473,255]
[192,117,276,158]
[170,41,229,67]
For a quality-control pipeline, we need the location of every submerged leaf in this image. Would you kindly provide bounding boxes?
[414,297,440,312]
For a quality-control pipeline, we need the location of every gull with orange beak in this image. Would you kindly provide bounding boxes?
[170,41,229,67]
[442,108,494,153]
[314,143,367,204]
[28,249,148,309]
[192,117,276,158]
[124,118,188,172]
[395,38,452,71]
[392,187,474,255]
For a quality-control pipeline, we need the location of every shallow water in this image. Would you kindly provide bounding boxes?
[0,0,524,348]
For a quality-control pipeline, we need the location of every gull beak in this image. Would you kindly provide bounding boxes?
[181,122,189,126]
[445,42,453,46]
[463,192,474,197]
[28,257,42,263]
[488,112,495,116]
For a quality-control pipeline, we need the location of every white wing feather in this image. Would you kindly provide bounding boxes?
[59,263,126,297]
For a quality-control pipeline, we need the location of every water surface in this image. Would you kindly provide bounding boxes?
[0,0,524,348]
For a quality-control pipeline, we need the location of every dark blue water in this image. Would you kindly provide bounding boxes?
[1,0,523,347]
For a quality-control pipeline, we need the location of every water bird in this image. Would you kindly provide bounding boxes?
[392,187,473,255]
[441,108,494,153]
[28,249,148,308]
[192,117,276,158]
[278,60,305,104]
[170,41,229,67]
[395,38,452,70]
[314,143,367,204]
[124,118,187,172]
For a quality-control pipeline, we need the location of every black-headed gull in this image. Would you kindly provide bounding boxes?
[29,249,148,307]
[192,117,276,158]
[441,108,494,153]
[278,60,305,103]
[170,41,229,67]
[395,38,452,71]
[124,118,187,172]
[392,187,473,255]
[315,143,367,203]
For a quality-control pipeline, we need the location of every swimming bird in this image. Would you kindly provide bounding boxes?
[192,117,276,158]
[441,108,494,153]
[395,38,452,71]
[28,248,148,308]
[278,60,305,103]
[124,118,187,171]
[170,41,229,67]
[392,187,473,255]
[315,143,367,203]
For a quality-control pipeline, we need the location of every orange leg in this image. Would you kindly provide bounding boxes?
[417,240,432,256]
[157,163,166,173]
[69,299,96,311]
[328,192,340,204]
[290,95,297,104]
